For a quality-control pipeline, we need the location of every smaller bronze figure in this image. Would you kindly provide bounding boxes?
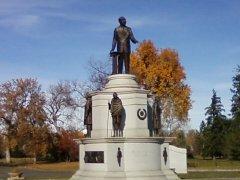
[117,147,122,167]
[110,16,138,74]
[108,92,123,137]
[84,93,92,138]
[152,97,162,136]
[163,147,168,165]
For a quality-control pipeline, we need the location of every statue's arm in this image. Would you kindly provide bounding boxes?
[111,29,117,52]
[129,28,138,44]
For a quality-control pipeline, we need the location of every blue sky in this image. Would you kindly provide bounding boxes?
[0,0,240,130]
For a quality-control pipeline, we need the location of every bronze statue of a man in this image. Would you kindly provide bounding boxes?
[152,97,162,136]
[109,92,123,137]
[84,93,92,138]
[110,16,138,74]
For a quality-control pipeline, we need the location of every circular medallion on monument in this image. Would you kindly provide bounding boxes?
[137,108,147,120]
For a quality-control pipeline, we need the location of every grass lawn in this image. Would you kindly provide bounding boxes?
[188,158,240,170]
[177,158,240,179]
[179,171,240,179]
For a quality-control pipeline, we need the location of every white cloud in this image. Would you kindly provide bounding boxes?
[0,1,173,35]
[0,0,66,15]
[0,15,40,29]
[129,17,161,28]
[43,11,112,23]
[214,82,231,91]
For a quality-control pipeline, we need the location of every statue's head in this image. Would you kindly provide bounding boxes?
[85,92,91,99]
[118,16,126,26]
[113,92,118,98]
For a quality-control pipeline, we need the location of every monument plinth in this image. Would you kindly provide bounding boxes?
[91,74,149,138]
[71,74,183,180]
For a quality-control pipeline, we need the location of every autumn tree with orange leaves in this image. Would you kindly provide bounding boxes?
[131,40,192,133]
[59,129,84,161]
[0,78,50,163]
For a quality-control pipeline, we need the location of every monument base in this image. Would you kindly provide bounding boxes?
[71,170,178,180]
[70,137,180,180]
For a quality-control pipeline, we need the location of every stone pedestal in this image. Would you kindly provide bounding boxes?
[71,137,179,180]
[71,74,180,180]
[91,74,149,138]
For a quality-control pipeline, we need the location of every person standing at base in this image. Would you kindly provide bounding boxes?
[110,16,138,74]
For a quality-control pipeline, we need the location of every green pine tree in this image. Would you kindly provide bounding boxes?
[231,65,240,117]
[202,89,226,158]
[205,89,225,125]
[229,66,240,160]
[228,114,240,160]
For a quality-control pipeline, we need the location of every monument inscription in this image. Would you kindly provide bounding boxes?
[84,151,104,163]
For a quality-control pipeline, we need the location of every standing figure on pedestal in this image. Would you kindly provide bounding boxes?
[117,147,122,167]
[163,147,168,165]
[110,16,138,74]
[84,93,92,138]
[152,97,162,136]
[108,92,123,137]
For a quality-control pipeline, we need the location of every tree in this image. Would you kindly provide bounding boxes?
[87,58,111,91]
[131,40,192,132]
[15,78,50,163]
[202,89,227,158]
[193,131,204,157]
[17,122,50,163]
[0,79,24,163]
[0,78,48,163]
[186,129,203,157]
[228,66,240,160]
[231,65,240,117]
[59,129,84,161]
[45,81,78,133]
[205,89,225,125]
[228,114,240,160]
[0,133,4,158]
[171,130,187,148]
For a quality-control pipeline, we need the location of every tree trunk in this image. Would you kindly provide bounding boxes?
[33,152,37,164]
[4,136,10,163]
[53,121,60,134]
[5,147,10,163]
[33,157,36,164]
